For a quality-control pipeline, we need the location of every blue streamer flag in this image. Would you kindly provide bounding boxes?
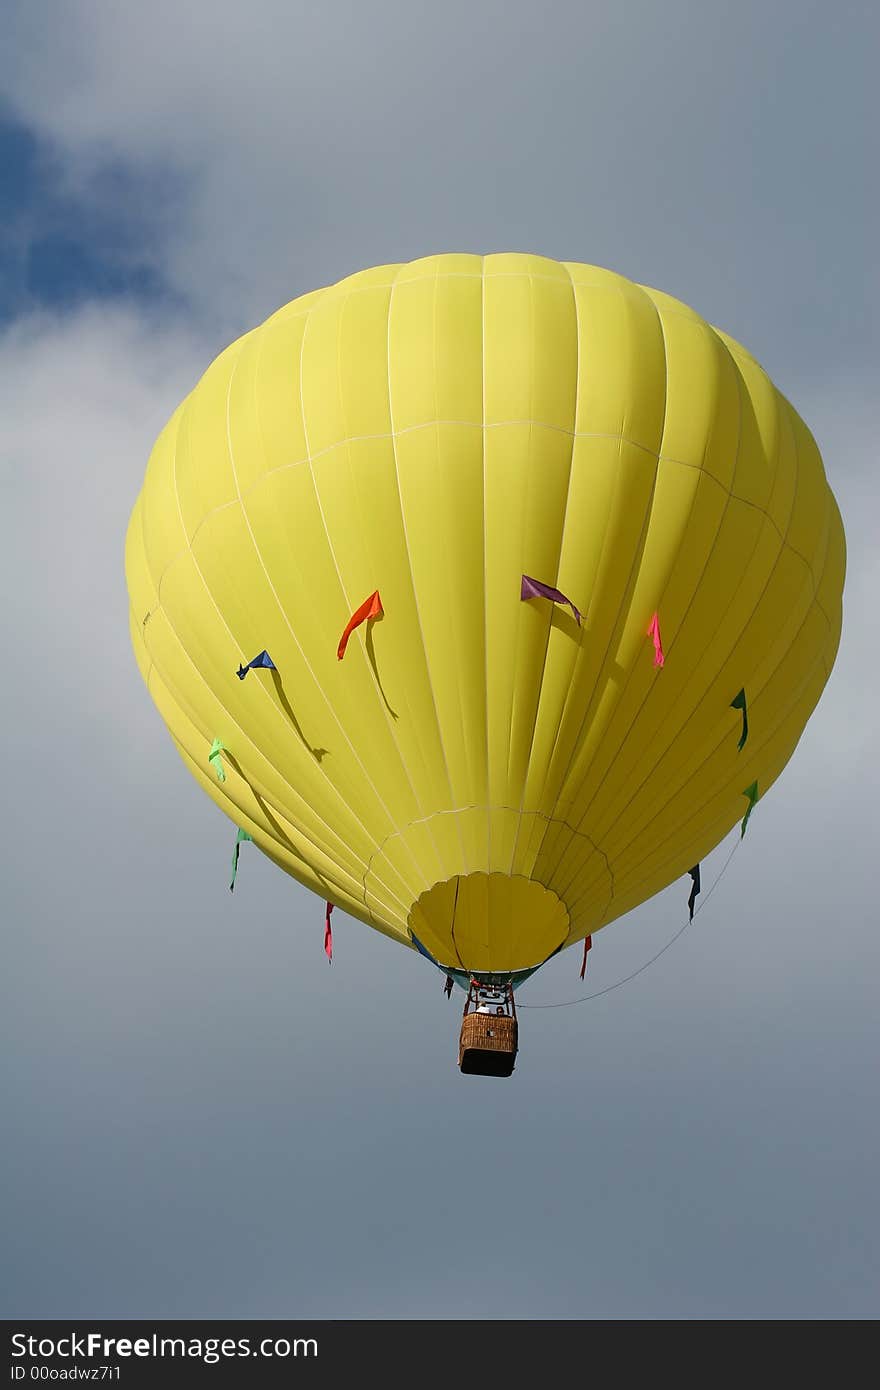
[237,650,277,680]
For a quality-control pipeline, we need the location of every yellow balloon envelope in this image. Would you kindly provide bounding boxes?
[126,254,845,977]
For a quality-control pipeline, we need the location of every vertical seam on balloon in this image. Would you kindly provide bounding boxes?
[481,255,491,871]
[576,449,831,908]
[544,317,748,884]
[144,543,391,901]
[501,286,528,844]
[562,638,811,920]
[181,340,383,878]
[384,268,466,880]
[432,276,479,852]
[503,273,537,871]
[577,802,739,937]
[171,728,410,938]
[297,295,438,899]
[229,313,419,889]
[542,311,795,889]
[171,728,332,903]
[330,285,451,888]
[145,545,403,902]
[153,591,413,917]
[507,266,581,881]
[569,335,814,876]
[529,283,670,885]
[571,627,832,922]
[448,876,466,971]
[156,342,409,904]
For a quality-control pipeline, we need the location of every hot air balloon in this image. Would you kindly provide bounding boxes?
[126,253,845,1076]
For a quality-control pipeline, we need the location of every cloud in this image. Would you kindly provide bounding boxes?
[4,1,877,364]
[2,1,878,1320]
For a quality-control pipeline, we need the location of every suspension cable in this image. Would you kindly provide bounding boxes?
[518,834,742,1010]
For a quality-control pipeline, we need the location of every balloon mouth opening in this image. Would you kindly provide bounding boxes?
[407,872,570,975]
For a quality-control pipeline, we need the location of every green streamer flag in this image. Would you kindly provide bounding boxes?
[230,828,252,891]
[208,738,227,782]
[740,780,759,837]
[731,688,749,750]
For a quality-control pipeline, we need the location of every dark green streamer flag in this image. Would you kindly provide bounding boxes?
[230,828,252,891]
[731,688,749,750]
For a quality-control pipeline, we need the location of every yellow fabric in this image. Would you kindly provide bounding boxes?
[126,253,846,972]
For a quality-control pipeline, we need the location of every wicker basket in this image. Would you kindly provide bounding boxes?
[459,1012,518,1076]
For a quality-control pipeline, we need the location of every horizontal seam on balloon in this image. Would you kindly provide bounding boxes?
[361,806,615,907]
[245,424,799,540]
[140,505,828,884]
[306,269,639,297]
[142,465,830,776]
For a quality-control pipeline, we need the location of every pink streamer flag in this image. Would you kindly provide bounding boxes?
[520,574,582,626]
[337,590,383,660]
[324,902,334,962]
[648,611,665,667]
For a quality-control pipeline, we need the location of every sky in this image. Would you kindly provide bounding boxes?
[2,0,878,1321]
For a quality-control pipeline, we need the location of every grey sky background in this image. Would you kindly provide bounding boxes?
[2,1,878,1319]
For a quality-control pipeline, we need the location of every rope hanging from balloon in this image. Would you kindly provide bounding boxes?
[518,832,742,1010]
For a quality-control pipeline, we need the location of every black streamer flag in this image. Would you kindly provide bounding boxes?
[687,864,701,920]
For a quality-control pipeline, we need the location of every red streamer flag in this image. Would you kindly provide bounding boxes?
[648,611,665,667]
[337,590,383,660]
[324,902,334,962]
[580,934,592,980]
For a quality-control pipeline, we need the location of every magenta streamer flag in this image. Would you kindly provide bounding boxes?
[520,575,582,626]
[324,902,334,962]
[648,611,665,667]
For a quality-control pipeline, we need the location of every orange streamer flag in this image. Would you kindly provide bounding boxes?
[337,590,383,660]
[648,612,665,667]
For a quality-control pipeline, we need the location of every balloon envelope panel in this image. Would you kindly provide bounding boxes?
[126,253,845,973]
